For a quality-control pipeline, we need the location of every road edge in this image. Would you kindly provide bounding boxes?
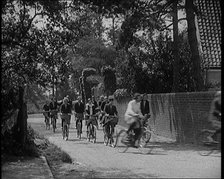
[40,155,54,179]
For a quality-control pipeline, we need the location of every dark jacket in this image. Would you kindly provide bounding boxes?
[93,100,98,108]
[98,101,103,108]
[101,101,108,111]
[49,101,58,110]
[68,99,73,109]
[74,101,85,114]
[43,104,50,116]
[140,100,150,116]
[104,104,118,116]
[60,104,72,114]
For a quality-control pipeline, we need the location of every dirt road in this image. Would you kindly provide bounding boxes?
[28,114,221,178]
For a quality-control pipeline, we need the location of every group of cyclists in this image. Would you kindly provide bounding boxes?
[42,93,152,146]
[42,90,221,147]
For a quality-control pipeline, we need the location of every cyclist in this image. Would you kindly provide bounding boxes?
[60,97,72,134]
[124,93,144,147]
[85,98,98,135]
[98,95,104,107]
[43,100,50,125]
[49,97,58,127]
[140,93,151,127]
[92,96,98,109]
[207,91,221,143]
[74,96,85,136]
[100,96,109,126]
[66,95,73,109]
[101,96,109,111]
[103,96,118,146]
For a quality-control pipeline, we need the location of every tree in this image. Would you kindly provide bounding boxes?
[1,0,78,146]
[171,0,180,92]
[185,0,204,91]
[80,68,97,104]
[101,66,117,96]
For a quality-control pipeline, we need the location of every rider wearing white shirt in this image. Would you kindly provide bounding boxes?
[124,93,144,144]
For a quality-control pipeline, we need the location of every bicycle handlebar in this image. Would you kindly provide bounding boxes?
[59,113,72,116]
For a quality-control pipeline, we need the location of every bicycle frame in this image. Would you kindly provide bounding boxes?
[86,114,97,143]
[51,110,57,133]
[103,116,117,146]
[76,114,83,139]
[116,117,151,148]
[60,113,72,141]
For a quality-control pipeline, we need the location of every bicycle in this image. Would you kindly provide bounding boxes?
[103,115,118,147]
[75,113,83,139]
[114,116,153,154]
[43,111,50,130]
[60,113,72,141]
[50,109,58,133]
[196,128,221,156]
[86,114,97,143]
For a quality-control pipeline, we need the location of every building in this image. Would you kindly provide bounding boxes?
[195,0,221,88]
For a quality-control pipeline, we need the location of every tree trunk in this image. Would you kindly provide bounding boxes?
[17,86,28,146]
[185,0,204,91]
[52,75,55,97]
[171,0,180,92]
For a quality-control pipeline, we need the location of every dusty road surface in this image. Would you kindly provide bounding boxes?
[28,114,221,178]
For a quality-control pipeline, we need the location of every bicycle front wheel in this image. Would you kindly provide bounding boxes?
[45,117,50,130]
[138,130,153,154]
[197,130,214,156]
[52,117,56,133]
[139,130,151,147]
[77,121,82,139]
[62,122,66,139]
[114,129,129,153]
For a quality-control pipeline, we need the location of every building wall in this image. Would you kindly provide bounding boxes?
[114,91,217,144]
[207,69,221,84]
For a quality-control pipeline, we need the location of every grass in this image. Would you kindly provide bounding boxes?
[2,125,72,165]
[40,141,73,164]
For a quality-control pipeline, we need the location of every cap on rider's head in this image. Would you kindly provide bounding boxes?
[133,93,141,100]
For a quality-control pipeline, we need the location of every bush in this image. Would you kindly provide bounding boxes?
[1,124,39,157]
[61,151,73,163]
[114,89,131,101]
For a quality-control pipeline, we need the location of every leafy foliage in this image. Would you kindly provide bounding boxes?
[114,89,131,101]
[101,66,117,95]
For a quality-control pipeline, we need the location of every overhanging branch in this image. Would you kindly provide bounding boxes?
[160,17,187,31]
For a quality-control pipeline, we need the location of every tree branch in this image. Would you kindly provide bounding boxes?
[160,17,187,31]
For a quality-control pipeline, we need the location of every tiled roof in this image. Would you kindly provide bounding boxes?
[195,0,221,68]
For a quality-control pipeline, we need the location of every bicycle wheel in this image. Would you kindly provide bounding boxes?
[138,130,153,154]
[77,120,82,139]
[114,129,129,153]
[93,125,97,143]
[45,117,50,130]
[109,125,116,147]
[64,124,68,141]
[103,125,109,146]
[139,130,152,147]
[52,117,56,133]
[87,125,91,141]
[62,121,66,139]
[197,130,214,156]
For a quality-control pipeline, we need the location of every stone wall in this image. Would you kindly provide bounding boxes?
[114,91,218,144]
